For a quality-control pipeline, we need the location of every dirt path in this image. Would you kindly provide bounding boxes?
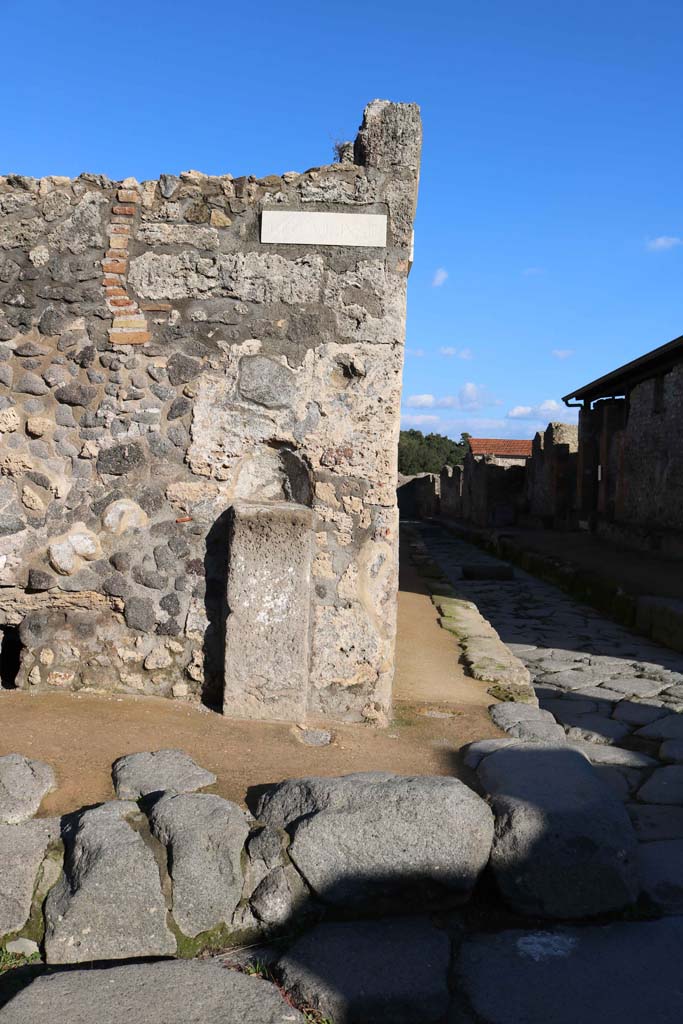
[0,546,499,816]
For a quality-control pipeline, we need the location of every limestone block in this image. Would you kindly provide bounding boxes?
[224,501,314,721]
[102,498,149,535]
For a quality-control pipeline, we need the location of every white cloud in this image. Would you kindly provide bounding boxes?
[405,347,425,357]
[440,346,474,359]
[432,267,448,287]
[646,236,683,251]
[401,413,440,427]
[508,398,564,420]
[552,348,574,360]
[405,382,489,412]
[406,393,436,408]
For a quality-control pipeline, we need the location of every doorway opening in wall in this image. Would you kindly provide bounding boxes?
[0,626,21,689]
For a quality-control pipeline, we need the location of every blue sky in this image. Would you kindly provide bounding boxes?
[3,0,682,440]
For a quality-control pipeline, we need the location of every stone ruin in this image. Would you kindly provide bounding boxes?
[0,100,421,722]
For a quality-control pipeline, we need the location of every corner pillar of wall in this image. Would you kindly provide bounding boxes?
[224,501,314,722]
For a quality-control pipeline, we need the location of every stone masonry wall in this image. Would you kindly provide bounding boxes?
[0,100,421,722]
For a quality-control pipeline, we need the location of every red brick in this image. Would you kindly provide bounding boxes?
[102,260,127,275]
[109,330,150,345]
[112,204,136,216]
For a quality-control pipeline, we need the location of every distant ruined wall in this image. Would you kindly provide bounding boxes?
[0,100,421,723]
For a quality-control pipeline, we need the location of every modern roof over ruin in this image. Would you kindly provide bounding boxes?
[468,438,533,458]
[562,334,683,405]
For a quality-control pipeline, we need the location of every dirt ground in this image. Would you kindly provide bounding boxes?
[0,555,500,816]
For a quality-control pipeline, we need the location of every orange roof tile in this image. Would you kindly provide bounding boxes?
[469,437,533,458]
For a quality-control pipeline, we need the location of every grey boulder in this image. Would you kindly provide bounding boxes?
[0,754,56,825]
[477,745,639,918]
[256,772,493,907]
[149,792,249,937]
[489,702,566,743]
[44,801,176,963]
[112,748,216,799]
[278,918,451,1024]
[638,840,683,915]
[0,959,305,1023]
[456,917,683,1024]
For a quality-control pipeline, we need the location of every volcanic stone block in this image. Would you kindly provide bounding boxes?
[44,801,176,963]
[224,501,314,721]
[278,918,450,1024]
[256,771,493,907]
[149,792,249,937]
[477,745,639,918]
[456,917,683,1024]
[0,754,56,824]
[0,960,306,1024]
[0,818,59,938]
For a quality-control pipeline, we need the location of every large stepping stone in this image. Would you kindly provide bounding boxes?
[278,918,450,1024]
[636,714,683,741]
[0,959,305,1023]
[256,772,493,907]
[44,801,176,963]
[0,754,56,824]
[0,818,58,938]
[489,703,566,743]
[112,749,216,799]
[456,917,683,1024]
[149,792,249,937]
[477,745,639,918]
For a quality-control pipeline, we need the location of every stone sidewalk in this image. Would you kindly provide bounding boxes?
[418,520,683,917]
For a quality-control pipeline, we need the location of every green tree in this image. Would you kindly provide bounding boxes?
[398,429,467,475]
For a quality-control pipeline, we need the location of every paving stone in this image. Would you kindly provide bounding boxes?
[568,741,657,768]
[612,701,669,726]
[637,765,683,804]
[256,772,493,908]
[660,739,683,762]
[638,840,683,914]
[562,713,631,745]
[149,792,249,937]
[278,918,450,1024]
[113,748,216,799]
[573,685,626,703]
[462,738,516,769]
[0,960,305,1023]
[477,745,639,918]
[627,803,683,841]
[541,698,598,717]
[0,753,56,824]
[603,676,666,699]
[636,713,683,741]
[44,801,176,963]
[456,917,683,1024]
[591,765,631,801]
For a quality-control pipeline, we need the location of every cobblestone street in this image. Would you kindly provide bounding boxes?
[417,521,683,915]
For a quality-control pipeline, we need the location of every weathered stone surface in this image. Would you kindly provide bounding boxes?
[44,801,176,963]
[238,354,297,409]
[278,918,450,1024]
[0,754,56,824]
[456,917,683,1024]
[112,748,216,799]
[149,792,248,937]
[477,745,639,918]
[636,713,683,740]
[96,441,145,475]
[660,739,683,762]
[0,818,58,937]
[54,382,97,406]
[166,352,202,386]
[250,863,308,927]
[0,960,305,1023]
[627,803,683,841]
[490,702,566,742]
[256,772,493,907]
[224,502,314,721]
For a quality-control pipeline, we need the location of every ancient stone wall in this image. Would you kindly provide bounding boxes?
[618,364,683,533]
[0,100,421,722]
[525,422,578,526]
